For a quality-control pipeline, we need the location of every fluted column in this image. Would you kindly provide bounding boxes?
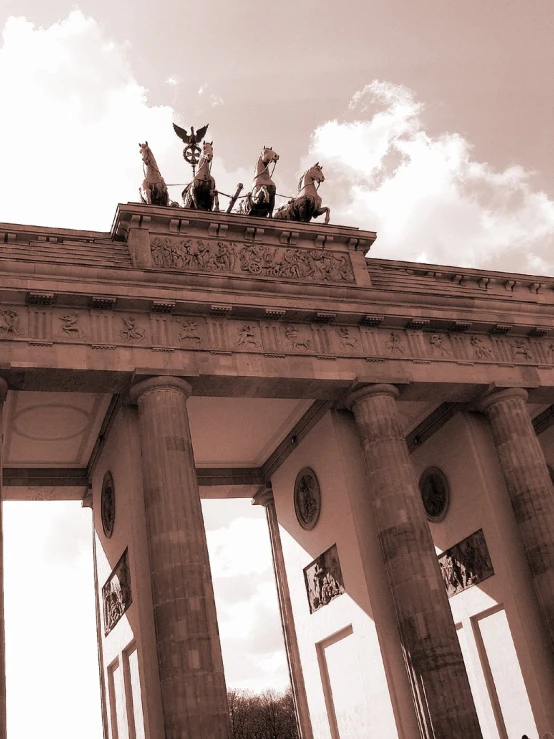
[0,378,7,739]
[480,387,554,650]
[253,485,313,739]
[346,384,482,739]
[130,377,230,739]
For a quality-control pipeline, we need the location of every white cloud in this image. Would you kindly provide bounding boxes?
[0,11,177,231]
[207,517,273,579]
[309,80,554,274]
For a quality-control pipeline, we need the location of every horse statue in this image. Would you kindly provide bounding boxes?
[239,146,279,218]
[182,141,219,211]
[274,162,330,224]
[139,142,169,206]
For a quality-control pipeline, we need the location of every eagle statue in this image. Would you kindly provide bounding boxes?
[172,123,209,147]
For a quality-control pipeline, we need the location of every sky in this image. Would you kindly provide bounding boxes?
[0,1,553,737]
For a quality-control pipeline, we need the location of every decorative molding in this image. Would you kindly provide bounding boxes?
[407,319,431,330]
[490,324,513,334]
[91,296,117,310]
[529,327,550,337]
[26,292,54,306]
[151,300,176,313]
[210,305,232,317]
[313,312,336,324]
[360,315,384,327]
[264,308,287,320]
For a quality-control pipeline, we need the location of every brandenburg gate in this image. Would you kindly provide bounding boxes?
[0,198,554,738]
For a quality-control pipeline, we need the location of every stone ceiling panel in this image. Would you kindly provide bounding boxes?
[3,391,111,468]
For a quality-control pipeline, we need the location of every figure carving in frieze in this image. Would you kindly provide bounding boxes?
[121,317,146,341]
[274,163,331,224]
[139,142,170,206]
[213,241,237,272]
[235,325,261,349]
[470,335,492,359]
[0,309,20,335]
[181,142,220,212]
[430,333,449,356]
[386,331,404,354]
[285,325,311,351]
[176,319,202,344]
[511,339,533,360]
[59,313,85,338]
[337,327,357,349]
[238,146,279,218]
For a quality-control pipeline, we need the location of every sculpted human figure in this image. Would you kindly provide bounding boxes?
[239,146,279,218]
[274,162,330,224]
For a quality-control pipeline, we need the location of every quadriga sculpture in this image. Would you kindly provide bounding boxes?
[181,142,220,212]
[139,142,170,206]
[274,162,330,224]
[239,146,280,218]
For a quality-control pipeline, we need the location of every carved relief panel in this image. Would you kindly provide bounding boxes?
[304,544,345,614]
[438,529,494,598]
[102,548,132,636]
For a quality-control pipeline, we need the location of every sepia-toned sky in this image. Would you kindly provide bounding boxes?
[0,2,553,737]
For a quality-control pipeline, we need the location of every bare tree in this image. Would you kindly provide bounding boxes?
[227,687,299,739]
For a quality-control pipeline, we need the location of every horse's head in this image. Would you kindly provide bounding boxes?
[202,141,214,160]
[261,146,279,164]
[308,162,324,183]
[139,142,151,162]
[298,162,325,192]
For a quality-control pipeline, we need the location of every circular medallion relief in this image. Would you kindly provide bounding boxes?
[101,471,116,538]
[419,467,450,523]
[294,468,321,530]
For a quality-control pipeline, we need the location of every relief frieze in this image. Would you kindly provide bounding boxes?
[150,236,355,284]
[0,301,554,372]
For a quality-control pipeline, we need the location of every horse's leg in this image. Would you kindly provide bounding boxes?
[314,207,331,224]
[213,191,220,212]
[190,185,198,209]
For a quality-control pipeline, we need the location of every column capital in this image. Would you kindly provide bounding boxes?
[478,386,528,413]
[344,383,399,410]
[0,378,7,403]
[129,376,192,404]
[252,484,274,508]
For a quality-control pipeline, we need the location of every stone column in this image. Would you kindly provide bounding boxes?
[0,378,6,739]
[480,387,554,650]
[346,384,482,739]
[253,485,313,739]
[130,377,230,739]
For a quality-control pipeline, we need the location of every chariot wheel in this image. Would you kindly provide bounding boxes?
[248,262,262,274]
